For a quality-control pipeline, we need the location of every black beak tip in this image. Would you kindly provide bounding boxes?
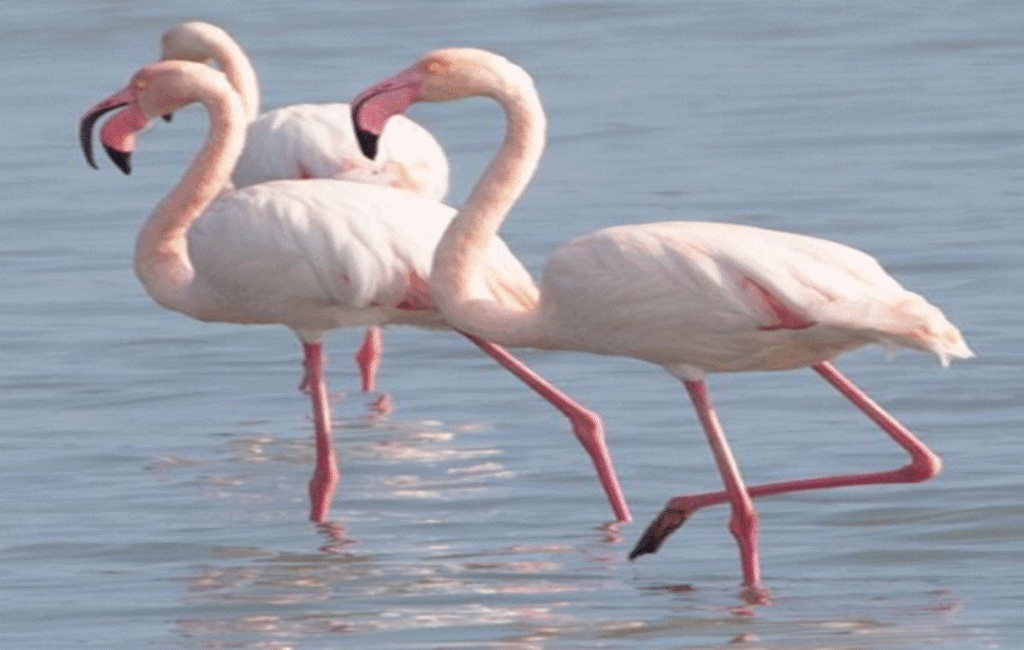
[355,127,380,160]
[79,99,130,171]
[162,113,173,123]
[104,144,132,175]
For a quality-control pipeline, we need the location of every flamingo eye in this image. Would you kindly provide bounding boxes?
[426,60,445,74]
[135,79,148,91]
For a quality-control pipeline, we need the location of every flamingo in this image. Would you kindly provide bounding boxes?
[78,60,630,525]
[350,48,974,601]
[160,20,451,393]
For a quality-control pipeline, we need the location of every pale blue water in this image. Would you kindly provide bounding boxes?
[2,1,1022,648]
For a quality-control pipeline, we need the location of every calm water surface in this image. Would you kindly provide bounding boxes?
[2,1,1021,648]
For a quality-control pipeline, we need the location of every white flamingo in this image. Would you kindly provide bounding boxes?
[160,20,450,393]
[350,48,973,601]
[79,60,630,525]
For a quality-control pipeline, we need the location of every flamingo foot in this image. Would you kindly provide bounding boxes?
[628,506,691,559]
[739,584,772,606]
[369,392,394,414]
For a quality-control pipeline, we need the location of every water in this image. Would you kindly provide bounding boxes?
[2,1,1021,648]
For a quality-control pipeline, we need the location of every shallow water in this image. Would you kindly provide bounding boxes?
[2,1,1022,648]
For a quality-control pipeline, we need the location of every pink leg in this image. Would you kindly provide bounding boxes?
[678,379,764,594]
[460,332,632,523]
[630,361,941,560]
[354,327,384,393]
[302,342,340,523]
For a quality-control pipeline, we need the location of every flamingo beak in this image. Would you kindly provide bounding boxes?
[350,100,381,160]
[351,68,424,160]
[162,113,173,123]
[81,86,153,176]
[103,144,132,175]
[354,123,380,160]
[79,89,133,170]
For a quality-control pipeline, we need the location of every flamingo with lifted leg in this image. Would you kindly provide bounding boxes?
[351,47,972,602]
[79,60,630,525]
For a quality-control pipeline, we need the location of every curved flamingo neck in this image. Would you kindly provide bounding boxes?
[204,34,261,122]
[164,22,261,122]
[134,74,247,317]
[430,67,549,347]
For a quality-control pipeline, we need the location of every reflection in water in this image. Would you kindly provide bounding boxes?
[173,542,590,645]
[317,520,357,555]
[162,411,974,650]
[167,412,596,647]
[154,409,510,515]
[4,0,1018,646]
[173,545,970,649]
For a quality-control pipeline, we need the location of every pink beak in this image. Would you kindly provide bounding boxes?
[350,67,423,160]
[79,87,149,175]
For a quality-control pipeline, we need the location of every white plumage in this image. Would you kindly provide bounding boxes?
[80,59,630,526]
[234,104,448,199]
[161,21,449,198]
[539,221,970,377]
[351,48,973,600]
[186,179,531,335]
[159,20,451,393]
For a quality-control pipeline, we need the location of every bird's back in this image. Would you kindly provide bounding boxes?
[539,221,972,375]
[232,103,449,200]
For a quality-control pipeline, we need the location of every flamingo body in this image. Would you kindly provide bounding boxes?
[351,48,972,601]
[185,178,529,335]
[538,221,969,376]
[80,59,630,525]
[160,21,450,393]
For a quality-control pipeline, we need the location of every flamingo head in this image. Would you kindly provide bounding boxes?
[79,60,232,175]
[351,48,531,160]
[158,21,233,123]
[159,21,226,65]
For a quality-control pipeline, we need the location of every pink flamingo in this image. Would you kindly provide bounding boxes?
[351,48,973,601]
[79,60,630,525]
[160,20,450,393]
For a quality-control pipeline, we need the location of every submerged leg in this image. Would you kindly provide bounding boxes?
[354,326,384,393]
[303,342,340,523]
[630,362,941,558]
[460,332,632,523]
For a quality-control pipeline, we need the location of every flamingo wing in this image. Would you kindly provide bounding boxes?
[186,180,444,325]
[540,222,970,371]
[186,179,533,333]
